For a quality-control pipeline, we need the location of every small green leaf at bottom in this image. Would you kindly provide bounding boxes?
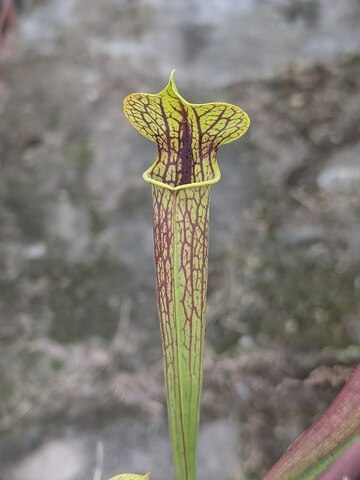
[109,474,150,480]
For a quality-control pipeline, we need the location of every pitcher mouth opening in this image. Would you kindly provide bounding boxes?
[142,164,221,191]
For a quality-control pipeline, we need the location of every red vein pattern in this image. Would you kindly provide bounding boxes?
[124,75,249,188]
[152,185,210,480]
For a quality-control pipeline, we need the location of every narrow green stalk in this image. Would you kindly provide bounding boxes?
[124,71,249,480]
[151,185,211,479]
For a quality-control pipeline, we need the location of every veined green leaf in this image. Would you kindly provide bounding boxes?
[124,71,249,480]
[124,70,249,190]
[108,474,150,480]
[263,363,360,480]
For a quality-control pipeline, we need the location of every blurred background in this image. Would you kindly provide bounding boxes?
[0,0,360,479]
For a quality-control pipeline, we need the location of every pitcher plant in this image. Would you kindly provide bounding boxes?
[110,73,360,480]
[122,71,250,480]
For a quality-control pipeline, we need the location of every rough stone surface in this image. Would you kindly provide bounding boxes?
[317,143,360,194]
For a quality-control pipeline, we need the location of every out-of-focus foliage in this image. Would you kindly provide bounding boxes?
[264,364,360,479]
